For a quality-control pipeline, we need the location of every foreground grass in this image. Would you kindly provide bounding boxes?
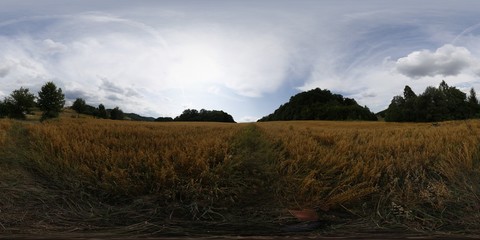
[1,118,480,236]
[258,121,480,232]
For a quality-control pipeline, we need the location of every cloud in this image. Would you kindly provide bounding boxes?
[3,1,480,119]
[42,39,67,54]
[0,37,52,83]
[0,60,12,77]
[395,44,476,79]
[239,116,260,122]
[106,94,122,101]
[164,27,292,97]
[100,78,124,94]
[362,92,377,98]
[99,78,140,98]
[64,89,89,100]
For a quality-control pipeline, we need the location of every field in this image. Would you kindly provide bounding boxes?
[1,118,480,237]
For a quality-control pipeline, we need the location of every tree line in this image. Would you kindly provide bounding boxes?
[73,98,235,122]
[258,88,378,121]
[71,98,125,120]
[0,82,65,121]
[0,83,233,123]
[3,80,480,123]
[170,109,235,122]
[384,80,480,122]
[0,82,127,121]
[73,99,236,122]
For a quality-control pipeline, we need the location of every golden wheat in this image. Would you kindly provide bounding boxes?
[26,119,242,199]
[257,120,480,212]
[23,118,480,227]
[0,119,12,145]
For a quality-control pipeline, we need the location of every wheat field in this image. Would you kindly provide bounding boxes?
[0,119,12,145]
[13,118,480,230]
[257,120,480,229]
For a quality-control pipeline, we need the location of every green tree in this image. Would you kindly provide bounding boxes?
[386,81,474,122]
[4,87,36,119]
[467,88,480,117]
[0,100,8,118]
[403,85,417,121]
[174,109,235,122]
[385,95,405,122]
[37,82,65,121]
[97,104,108,119]
[71,98,87,115]
[258,88,377,122]
[418,86,445,122]
[175,109,200,121]
[110,106,124,120]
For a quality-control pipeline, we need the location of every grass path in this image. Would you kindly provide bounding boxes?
[0,123,297,236]
[0,123,67,233]
[2,121,480,239]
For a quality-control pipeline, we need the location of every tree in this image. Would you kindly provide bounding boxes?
[175,109,199,121]
[37,82,65,121]
[385,95,405,122]
[110,106,124,120]
[0,100,8,118]
[174,109,235,122]
[403,85,417,100]
[71,98,87,115]
[402,86,417,121]
[155,117,174,122]
[468,88,479,105]
[97,104,108,119]
[258,88,377,122]
[4,87,36,119]
[467,88,480,117]
[386,81,474,122]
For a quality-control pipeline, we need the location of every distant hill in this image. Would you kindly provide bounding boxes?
[154,117,174,122]
[68,105,156,122]
[258,88,377,121]
[124,113,155,122]
[174,109,235,123]
[376,109,387,121]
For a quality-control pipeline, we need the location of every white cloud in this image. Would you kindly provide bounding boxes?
[207,86,221,95]
[42,39,67,54]
[0,59,13,77]
[239,116,260,123]
[99,78,125,94]
[2,1,480,119]
[395,44,477,79]
[164,27,291,97]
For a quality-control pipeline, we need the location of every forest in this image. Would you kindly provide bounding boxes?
[258,88,378,122]
[1,80,480,123]
[383,80,480,122]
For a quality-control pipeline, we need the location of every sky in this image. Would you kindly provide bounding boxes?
[1,1,480,122]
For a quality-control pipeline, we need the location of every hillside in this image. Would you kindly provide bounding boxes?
[258,88,377,121]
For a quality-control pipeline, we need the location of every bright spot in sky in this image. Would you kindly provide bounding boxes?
[1,0,480,122]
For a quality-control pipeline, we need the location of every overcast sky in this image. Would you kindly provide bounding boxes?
[2,0,480,122]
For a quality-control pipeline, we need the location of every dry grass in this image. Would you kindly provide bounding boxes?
[5,118,480,233]
[257,120,480,231]
[25,119,241,200]
[0,119,12,145]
